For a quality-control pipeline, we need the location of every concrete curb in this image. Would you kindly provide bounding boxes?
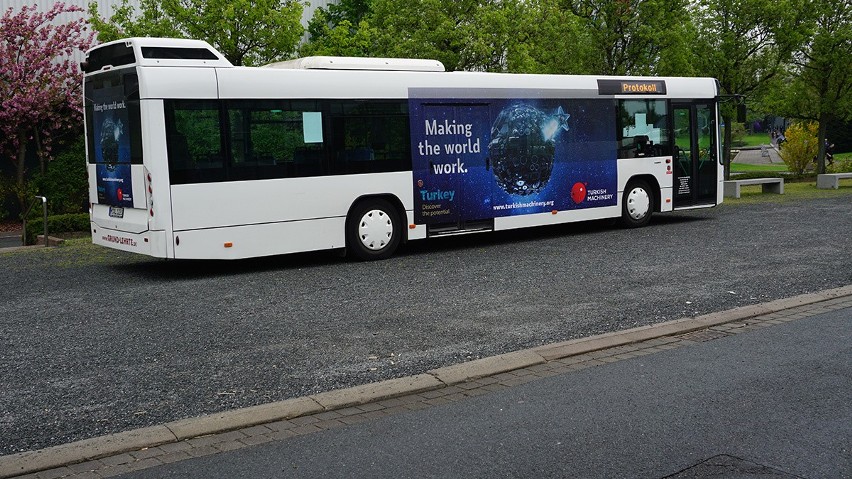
[428,350,546,385]
[0,238,64,252]
[534,284,852,361]
[310,373,444,410]
[2,285,851,478]
[0,426,175,478]
[165,396,324,440]
[35,235,65,247]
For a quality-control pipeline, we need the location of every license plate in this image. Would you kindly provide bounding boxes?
[109,206,124,218]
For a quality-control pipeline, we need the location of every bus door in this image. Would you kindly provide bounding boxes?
[416,103,492,233]
[672,102,718,207]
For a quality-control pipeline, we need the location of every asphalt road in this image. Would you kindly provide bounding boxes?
[1,195,851,456]
[120,306,852,479]
[0,232,21,249]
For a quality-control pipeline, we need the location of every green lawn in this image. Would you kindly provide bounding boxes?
[734,133,772,148]
[730,162,788,173]
[724,178,852,204]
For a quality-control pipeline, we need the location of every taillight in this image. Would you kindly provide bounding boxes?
[147,172,154,217]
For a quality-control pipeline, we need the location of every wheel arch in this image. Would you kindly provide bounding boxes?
[346,193,408,243]
[624,174,661,213]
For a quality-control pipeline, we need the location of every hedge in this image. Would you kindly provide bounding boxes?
[24,213,90,245]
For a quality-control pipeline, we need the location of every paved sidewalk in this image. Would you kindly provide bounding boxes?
[2,286,850,479]
[0,230,22,250]
[733,145,782,165]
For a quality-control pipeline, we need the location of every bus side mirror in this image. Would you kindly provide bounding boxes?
[736,103,747,123]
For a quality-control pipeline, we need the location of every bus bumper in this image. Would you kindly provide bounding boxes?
[91,223,168,258]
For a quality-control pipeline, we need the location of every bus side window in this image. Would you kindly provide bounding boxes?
[166,100,225,184]
[617,100,669,159]
[329,100,410,175]
[227,100,326,180]
[288,101,326,176]
[169,133,191,168]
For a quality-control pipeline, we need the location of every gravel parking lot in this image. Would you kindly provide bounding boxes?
[1,194,850,456]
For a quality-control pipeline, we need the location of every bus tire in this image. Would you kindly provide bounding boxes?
[621,180,653,228]
[347,198,401,261]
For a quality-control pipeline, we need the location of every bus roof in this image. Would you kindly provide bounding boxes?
[82,37,232,73]
[264,56,445,72]
[89,37,718,100]
[134,65,718,101]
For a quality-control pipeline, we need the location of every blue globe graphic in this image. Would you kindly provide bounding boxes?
[99,117,123,167]
[488,104,567,196]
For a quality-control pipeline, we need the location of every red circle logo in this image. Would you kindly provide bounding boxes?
[117,188,123,201]
[571,182,586,204]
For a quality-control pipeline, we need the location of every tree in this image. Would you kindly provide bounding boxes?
[299,19,378,57]
[568,0,695,76]
[0,3,94,212]
[306,0,371,41]
[88,0,304,66]
[773,0,852,174]
[368,0,522,72]
[504,0,595,74]
[693,0,808,179]
[300,0,594,74]
[300,0,379,57]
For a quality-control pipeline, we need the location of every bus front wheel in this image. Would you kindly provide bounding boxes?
[347,198,401,261]
[621,180,653,228]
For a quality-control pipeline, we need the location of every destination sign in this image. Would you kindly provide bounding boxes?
[598,80,667,95]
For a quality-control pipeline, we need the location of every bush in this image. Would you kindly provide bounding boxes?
[30,137,88,215]
[0,175,11,222]
[779,122,819,175]
[827,156,852,173]
[24,213,90,245]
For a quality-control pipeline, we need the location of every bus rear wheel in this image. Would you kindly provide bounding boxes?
[621,180,653,228]
[347,198,401,261]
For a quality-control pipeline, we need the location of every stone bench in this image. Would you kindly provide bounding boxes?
[816,173,852,189]
[723,178,784,199]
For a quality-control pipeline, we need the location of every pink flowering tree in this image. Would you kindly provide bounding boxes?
[0,3,94,212]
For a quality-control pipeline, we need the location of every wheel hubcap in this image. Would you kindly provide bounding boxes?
[358,209,393,251]
[626,187,650,220]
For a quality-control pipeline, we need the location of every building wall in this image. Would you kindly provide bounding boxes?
[3,0,133,26]
[4,0,336,25]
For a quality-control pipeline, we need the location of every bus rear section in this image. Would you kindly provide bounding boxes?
[84,38,232,258]
[82,41,173,257]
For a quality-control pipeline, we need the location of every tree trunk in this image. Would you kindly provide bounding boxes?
[15,132,28,215]
[816,113,828,175]
[722,113,733,181]
[35,128,46,175]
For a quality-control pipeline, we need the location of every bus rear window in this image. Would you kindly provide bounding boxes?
[84,70,143,165]
[141,47,218,60]
[83,43,136,73]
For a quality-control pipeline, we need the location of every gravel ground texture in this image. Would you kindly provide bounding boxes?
[1,195,851,456]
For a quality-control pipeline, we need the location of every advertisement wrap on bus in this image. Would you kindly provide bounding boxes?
[410,95,617,225]
[90,83,134,208]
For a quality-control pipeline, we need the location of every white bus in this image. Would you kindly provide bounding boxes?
[83,37,723,261]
